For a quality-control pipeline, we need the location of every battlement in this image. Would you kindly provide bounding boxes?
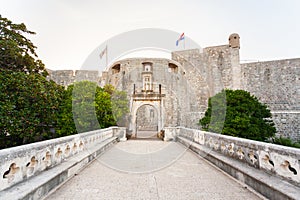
[47,69,100,86]
[46,33,299,141]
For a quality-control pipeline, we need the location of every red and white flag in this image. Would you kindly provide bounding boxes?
[176,33,185,46]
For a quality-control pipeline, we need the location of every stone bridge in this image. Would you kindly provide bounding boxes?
[0,127,299,200]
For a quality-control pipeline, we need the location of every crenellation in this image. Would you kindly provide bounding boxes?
[47,69,100,87]
[47,34,299,141]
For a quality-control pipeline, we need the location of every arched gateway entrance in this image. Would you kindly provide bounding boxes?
[130,100,163,139]
[136,104,158,138]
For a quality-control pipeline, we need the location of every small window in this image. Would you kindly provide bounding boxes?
[112,64,120,74]
[143,75,152,90]
[168,63,178,73]
[142,62,153,72]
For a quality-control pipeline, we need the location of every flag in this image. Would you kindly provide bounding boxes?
[176,33,185,46]
[100,46,107,59]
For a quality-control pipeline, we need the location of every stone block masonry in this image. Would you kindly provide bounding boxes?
[0,127,126,200]
[242,59,300,140]
[47,33,299,141]
[46,69,100,86]
[175,127,300,200]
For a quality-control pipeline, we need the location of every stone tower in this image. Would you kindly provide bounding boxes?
[229,33,240,49]
[47,33,300,141]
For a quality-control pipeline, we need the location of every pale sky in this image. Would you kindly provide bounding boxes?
[1,0,300,71]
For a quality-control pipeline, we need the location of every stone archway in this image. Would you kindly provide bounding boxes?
[135,104,159,138]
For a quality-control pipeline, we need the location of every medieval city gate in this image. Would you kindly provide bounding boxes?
[131,100,164,138]
[135,104,159,138]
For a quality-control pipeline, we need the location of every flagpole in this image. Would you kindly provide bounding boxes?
[105,45,108,67]
[184,33,186,50]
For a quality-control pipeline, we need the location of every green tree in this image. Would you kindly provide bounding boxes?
[0,69,64,148]
[56,82,128,136]
[103,84,115,95]
[56,85,77,136]
[0,15,127,148]
[0,15,47,76]
[111,90,130,126]
[199,89,276,141]
[272,137,300,148]
[72,81,100,132]
[95,86,116,128]
[103,84,129,127]
[71,81,117,133]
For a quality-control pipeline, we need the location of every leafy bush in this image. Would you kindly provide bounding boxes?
[0,15,129,149]
[272,137,300,148]
[57,82,127,135]
[0,69,64,148]
[0,15,47,76]
[199,89,276,142]
[0,76,128,149]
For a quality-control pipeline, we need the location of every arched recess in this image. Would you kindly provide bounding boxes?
[168,62,178,73]
[131,102,163,138]
[111,64,121,74]
[136,104,158,138]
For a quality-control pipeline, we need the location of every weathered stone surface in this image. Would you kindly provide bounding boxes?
[176,127,300,187]
[0,127,125,191]
[0,137,117,200]
[47,34,299,140]
[178,136,300,200]
[229,33,240,49]
[45,140,263,200]
[242,59,300,140]
[47,70,99,86]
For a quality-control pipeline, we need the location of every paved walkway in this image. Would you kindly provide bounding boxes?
[136,130,157,139]
[45,140,264,200]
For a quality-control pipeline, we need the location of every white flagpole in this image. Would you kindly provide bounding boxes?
[184,33,186,50]
[105,45,108,67]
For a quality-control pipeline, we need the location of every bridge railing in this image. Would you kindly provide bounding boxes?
[0,127,126,191]
[164,127,300,185]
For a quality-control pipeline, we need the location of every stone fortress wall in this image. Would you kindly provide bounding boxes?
[241,59,300,140]
[47,34,299,141]
[99,58,196,133]
[47,69,99,86]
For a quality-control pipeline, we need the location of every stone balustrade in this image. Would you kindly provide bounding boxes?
[164,127,300,186]
[0,127,126,191]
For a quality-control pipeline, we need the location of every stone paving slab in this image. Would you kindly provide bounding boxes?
[44,140,264,200]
